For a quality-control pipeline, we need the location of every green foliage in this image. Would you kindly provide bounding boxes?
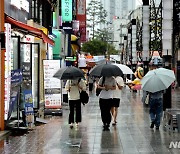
[95,28,112,41]
[81,39,118,56]
[86,0,107,39]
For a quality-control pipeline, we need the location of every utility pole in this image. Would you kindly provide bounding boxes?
[0,0,5,130]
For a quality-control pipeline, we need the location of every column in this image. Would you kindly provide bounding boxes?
[162,0,173,110]
[0,0,5,130]
[131,19,137,73]
[142,1,150,74]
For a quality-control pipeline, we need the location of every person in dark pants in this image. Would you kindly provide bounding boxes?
[65,78,86,128]
[97,76,116,131]
[149,90,164,130]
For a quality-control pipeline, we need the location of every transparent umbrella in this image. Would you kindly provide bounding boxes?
[141,68,175,93]
[113,63,134,74]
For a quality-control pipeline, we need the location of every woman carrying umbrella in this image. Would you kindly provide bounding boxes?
[97,76,116,131]
[89,63,123,131]
[111,76,124,126]
[65,78,86,128]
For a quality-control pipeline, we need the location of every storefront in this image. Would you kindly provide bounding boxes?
[4,15,54,125]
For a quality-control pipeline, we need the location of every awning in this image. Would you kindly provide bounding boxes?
[5,15,54,46]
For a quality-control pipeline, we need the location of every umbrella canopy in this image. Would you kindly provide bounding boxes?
[53,66,84,80]
[89,63,123,77]
[141,68,175,93]
[113,63,134,74]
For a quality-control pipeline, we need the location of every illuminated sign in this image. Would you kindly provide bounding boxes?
[61,0,72,22]
[65,56,76,61]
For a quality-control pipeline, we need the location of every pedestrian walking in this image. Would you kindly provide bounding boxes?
[97,76,116,131]
[65,78,86,128]
[88,75,94,94]
[111,76,124,125]
[149,90,164,130]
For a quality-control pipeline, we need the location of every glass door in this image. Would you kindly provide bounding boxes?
[20,42,40,109]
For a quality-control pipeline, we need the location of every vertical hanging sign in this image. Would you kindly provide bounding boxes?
[4,23,11,120]
[61,0,72,22]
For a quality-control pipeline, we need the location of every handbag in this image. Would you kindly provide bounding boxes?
[96,77,105,96]
[77,78,89,105]
[80,90,89,105]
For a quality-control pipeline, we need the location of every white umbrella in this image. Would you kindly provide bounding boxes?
[113,63,134,74]
[141,68,175,93]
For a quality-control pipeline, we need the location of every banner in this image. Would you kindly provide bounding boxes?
[76,0,86,42]
[61,0,72,22]
[43,60,61,109]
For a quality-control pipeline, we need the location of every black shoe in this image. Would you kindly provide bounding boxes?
[103,125,110,131]
[150,122,155,128]
[156,126,159,130]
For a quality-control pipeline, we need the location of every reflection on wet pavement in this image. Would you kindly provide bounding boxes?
[0,87,180,154]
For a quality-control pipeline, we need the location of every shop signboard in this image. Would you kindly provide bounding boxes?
[76,0,86,42]
[65,56,76,61]
[4,23,11,120]
[11,69,23,84]
[43,60,61,109]
[61,0,72,22]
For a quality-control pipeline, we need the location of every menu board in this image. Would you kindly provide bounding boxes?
[43,60,61,109]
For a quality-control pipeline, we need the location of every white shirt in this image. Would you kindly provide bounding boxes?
[113,76,124,99]
[78,57,86,67]
[98,76,116,99]
[65,79,86,100]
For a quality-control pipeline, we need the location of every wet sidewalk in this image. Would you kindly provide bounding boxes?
[0,87,180,154]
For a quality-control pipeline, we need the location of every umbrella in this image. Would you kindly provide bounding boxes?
[113,63,134,74]
[53,66,84,80]
[89,63,123,77]
[141,68,175,93]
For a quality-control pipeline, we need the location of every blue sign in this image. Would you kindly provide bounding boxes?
[25,103,34,114]
[11,69,23,84]
[23,90,33,104]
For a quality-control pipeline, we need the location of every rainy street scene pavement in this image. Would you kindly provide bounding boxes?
[0,87,180,154]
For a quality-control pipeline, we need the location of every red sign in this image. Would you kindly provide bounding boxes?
[76,0,86,42]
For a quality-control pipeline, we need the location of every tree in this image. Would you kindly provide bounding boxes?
[86,0,107,39]
[81,39,118,56]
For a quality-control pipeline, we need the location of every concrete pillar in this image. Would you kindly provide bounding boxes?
[131,19,137,64]
[0,0,5,130]
[142,1,150,74]
[162,0,173,110]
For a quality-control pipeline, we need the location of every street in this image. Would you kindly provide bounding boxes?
[0,86,180,154]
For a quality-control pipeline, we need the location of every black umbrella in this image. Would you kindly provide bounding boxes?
[89,63,123,77]
[53,66,84,80]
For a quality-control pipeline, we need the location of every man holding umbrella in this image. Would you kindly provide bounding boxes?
[141,65,176,130]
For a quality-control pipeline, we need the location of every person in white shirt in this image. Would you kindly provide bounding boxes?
[111,76,124,125]
[97,76,116,131]
[78,54,87,68]
[65,78,86,128]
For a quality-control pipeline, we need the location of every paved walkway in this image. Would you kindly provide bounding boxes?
[0,87,180,154]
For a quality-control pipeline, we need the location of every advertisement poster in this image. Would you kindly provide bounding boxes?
[43,60,61,109]
[25,103,34,128]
